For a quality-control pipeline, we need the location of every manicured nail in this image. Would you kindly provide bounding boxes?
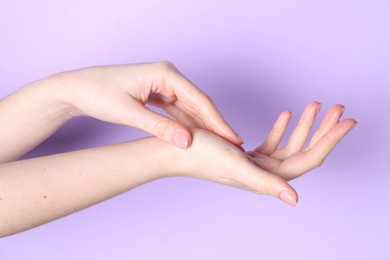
[316,102,322,115]
[173,132,189,149]
[351,121,358,129]
[236,132,244,144]
[340,105,345,116]
[280,190,297,206]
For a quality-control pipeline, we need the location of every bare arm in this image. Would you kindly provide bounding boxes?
[0,136,178,237]
[0,129,297,238]
[0,62,243,163]
[0,78,74,163]
[0,67,356,238]
[0,103,356,238]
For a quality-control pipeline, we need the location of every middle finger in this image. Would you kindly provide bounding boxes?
[272,101,321,160]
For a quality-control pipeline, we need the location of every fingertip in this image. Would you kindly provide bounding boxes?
[351,120,358,130]
[172,131,191,149]
[221,130,244,145]
[148,115,192,149]
[277,180,298,206]
[279,110,293,120]
[245,165,298,205]
[279,189,299,206]
[278,110,293,125]
[235,132,245,144]
[340,118,358,131]
[339,104,345,116]
[312,101,322,107]
[312,101,322,115]
[218,122,244,145]
[286,110,293,117]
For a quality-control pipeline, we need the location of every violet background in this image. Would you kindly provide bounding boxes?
[0,0,389,259]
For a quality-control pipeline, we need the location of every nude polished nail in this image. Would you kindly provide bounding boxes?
[351,122,358,130]
[173,132,189,149]
[235,132,244,144]
[316,102,322,115]
[280,190,297,206]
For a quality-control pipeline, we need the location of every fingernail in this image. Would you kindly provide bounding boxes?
[235,132,244,144]
[351,121,358,130]
[340,105,345,116]
[173,132,189,149]
[280,190,297,206]
[316,103,322,115]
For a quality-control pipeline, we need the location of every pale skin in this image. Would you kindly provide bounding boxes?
[0,61,243,163]
[0,62,357,237]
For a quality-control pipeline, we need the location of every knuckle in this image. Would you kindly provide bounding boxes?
[156,60,177,72]
[254,177,271,195]
[197,94,216,114]
[153,119,172,137]
[316,158,325,168]
[324,132,337,143]
[307,151,324,168]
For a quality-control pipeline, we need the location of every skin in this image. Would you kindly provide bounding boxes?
[0,61,242,163]
[0,64,357,238]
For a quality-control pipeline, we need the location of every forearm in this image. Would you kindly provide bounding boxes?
[0,76,75,163]
[0,136,180,237]
[0,125,306,237]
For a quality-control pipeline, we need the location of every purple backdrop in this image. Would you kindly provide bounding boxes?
[0,0,389,259]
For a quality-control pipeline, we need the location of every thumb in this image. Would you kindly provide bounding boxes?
[130,105,192,149]
[240,164,299,206]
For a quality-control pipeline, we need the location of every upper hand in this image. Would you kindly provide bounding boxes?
[55,61,242,148]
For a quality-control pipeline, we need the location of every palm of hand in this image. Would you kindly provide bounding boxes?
[185,102,356,205]
[246,102,356,181]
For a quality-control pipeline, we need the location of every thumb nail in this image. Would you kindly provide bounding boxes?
[173,132,189,149]
[280,190,298,206]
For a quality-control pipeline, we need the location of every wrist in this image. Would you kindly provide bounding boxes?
[41,71,83,120]
[23,74,79,123]
[147,137,190,179]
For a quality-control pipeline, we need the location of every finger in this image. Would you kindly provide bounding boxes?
[147,93,176,108]
[246,151,282,175]
[126,101,193,149]
[255,111,292,155]
[272,101,321,160]
[303,119,357,169]
[236,163,298,206]
[306,104,344,150]
[278,119,357,179]
[163,103,202,128]
[147,93,204,128]
[165,101,246,151]
[166,70,243,145]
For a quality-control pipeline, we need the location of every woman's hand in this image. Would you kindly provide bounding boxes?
[172,128,300,206]
[0,61,241,162]
[246,102,357,181]
[55,61,242,148]
[173,102,357,206]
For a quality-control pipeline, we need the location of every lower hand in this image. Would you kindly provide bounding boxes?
[246,102,357,181]
[174,102,356,206]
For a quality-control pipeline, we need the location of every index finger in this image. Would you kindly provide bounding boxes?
[166,68,243,145]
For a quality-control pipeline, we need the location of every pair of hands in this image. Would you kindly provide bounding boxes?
[52,62,356,206]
